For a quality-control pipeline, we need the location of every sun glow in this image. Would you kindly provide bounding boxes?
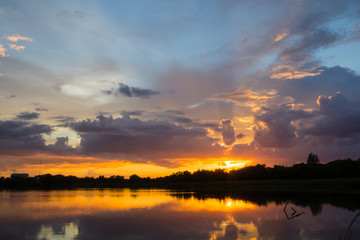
[1,154,253,178]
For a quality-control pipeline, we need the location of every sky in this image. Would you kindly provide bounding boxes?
[1,0,360,177]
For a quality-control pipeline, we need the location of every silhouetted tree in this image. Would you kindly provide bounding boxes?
[307,152,320,165]
[129,174,141,183]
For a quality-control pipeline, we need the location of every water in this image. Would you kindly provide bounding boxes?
[0,189,359,240]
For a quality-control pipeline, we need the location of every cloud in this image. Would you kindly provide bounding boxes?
[302,92,360,140]
[166,110,185,115]
[4,34,33,42]
[270,65,321,80]
[5,94,16,99]
[35,108,48,112]
[236,133,245,139]
[279,66,360,105]
[220,120,236,145]
[51,116,75,123]
[0,120,51,154]
[171,116,193,124]
[0,44,8,57]
[120,110,144,117]
[48,136,75,152]
[253,104,315,148]
[278,28,344,66]
[102,83,160,99]
[213,88,277,103]
[211,88,295,114]
[68,115,224,163]
[16,112,40,120]
[7,43,25,51]
[274,30,290,42]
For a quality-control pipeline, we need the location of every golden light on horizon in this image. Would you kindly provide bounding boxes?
[0,154,254,178]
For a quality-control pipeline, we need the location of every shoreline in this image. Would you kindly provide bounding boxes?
[1,178,360,194]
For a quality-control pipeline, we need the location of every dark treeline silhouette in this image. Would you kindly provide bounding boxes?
[159,157,360,182]
[1,156,360,189]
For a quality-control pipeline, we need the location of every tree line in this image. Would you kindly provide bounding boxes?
[1,154,360,188]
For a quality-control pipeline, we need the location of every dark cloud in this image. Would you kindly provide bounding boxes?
[68,115,223,163]
[253,105,315,148]
[171,116,193,124]
[48,136,75,153]
[5,94,16,99]
[0,120,52,154]
[54,136,69,146]
[103,83,160,99]
[302,92,360,140]
[278,28,344,66]
[51,116,75,123]
[166,110,185,115]
[236,133,245,139]
[35,108,48,111]
[16,112,40,120]
[220,120,236,145]
[279,66,360,105]
[120,110,144,117]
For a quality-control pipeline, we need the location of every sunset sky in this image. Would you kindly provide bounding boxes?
[1,0,360,177]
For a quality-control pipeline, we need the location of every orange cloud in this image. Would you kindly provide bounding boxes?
[7,43,25,51]
[0,44,8,57]
[4,34,33,42]
[270,65,321,79]
[274,30,289,42]
[213,88,277,102]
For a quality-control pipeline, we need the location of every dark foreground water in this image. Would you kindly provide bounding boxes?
[0,189,359,240]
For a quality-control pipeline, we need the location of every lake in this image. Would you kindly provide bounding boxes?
[0,189,359,240]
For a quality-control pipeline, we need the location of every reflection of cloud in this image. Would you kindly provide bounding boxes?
[210,215,259,240]
[37,222,78,240]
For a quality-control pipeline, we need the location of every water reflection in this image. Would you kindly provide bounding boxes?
[0,189,359,240]
[37,223,78,240]
[340,212,360,240]
[210,215,259,240]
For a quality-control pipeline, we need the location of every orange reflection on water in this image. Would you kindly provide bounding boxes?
[1,189,257,221]
[175,197,257,212]
[0,189,176,219]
